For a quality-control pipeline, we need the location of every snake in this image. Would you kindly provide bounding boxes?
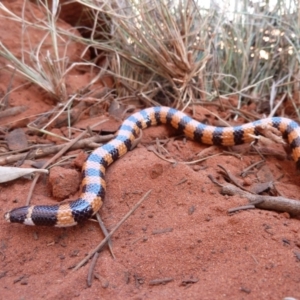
[4,106,300,227]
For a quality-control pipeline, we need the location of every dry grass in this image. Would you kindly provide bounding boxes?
[0,1,70,101]
[0,0,299,115]
[75,0,300,113]
[0,0,107,138]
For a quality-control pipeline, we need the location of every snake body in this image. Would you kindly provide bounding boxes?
[5,106,300,227]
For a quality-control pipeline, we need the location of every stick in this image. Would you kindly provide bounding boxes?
[73,190,152,271]
[221,183,300,216]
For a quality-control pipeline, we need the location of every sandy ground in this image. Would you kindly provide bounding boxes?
[0,1,300,299]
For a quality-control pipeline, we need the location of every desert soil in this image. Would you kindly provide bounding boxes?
[0,1,299,299]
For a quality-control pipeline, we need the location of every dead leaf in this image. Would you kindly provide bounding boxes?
[249,181,274,194]
[6,128,28,151]
[0,166,48,183]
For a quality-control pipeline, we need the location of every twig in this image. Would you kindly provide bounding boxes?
[1,67,15,110]
[87,212,116,287]
[217,164,246,191]
[148,144,222,165]
[149,277,174,286]
[207,174,223,187]
[152,227,173,235]
[0,134,113,166]
[0,106,27,118]
[87,251,99,287]
[95,213,115,259]
[73,190,152,271]
[183,153,222,165]
[180,278,199,286]
[221,183,300,216]
[147,145,177,164]
[240,160,265,177]
[250,143,266,161]
[228,204,260,213]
